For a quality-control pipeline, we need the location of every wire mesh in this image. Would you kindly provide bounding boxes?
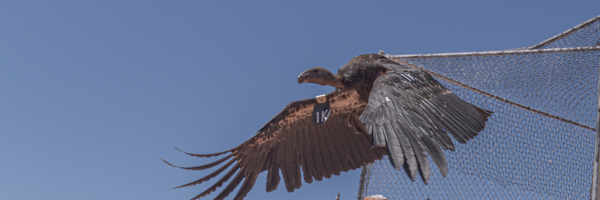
[530,16,600,50]
[360,15,600,200]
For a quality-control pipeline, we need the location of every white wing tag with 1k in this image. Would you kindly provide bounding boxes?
[312,94,330,125]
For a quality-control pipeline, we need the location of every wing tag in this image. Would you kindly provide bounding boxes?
[313,94,330,125]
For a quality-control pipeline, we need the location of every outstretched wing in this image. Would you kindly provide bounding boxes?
[359,69,492,183]
[163,90,387,200]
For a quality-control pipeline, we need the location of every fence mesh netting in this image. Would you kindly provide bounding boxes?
[360,15,600,200]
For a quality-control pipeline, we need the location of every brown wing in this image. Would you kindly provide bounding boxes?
[163,89,387,200]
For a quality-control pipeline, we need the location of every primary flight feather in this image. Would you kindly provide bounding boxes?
[163,54,492,200]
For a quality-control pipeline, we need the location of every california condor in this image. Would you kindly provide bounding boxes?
[163,54,492,200]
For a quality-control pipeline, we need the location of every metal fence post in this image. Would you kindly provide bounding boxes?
[357,166,368,200]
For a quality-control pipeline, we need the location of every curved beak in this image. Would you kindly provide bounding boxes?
[297,72,309,84]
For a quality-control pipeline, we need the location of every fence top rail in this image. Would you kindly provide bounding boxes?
[386,46,600,59]
[528,15,600,50]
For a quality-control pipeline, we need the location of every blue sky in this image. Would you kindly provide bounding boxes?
[0,1,598,200]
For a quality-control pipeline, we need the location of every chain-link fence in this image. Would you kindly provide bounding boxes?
[359,15,600,200]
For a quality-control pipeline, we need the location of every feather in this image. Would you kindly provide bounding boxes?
[374,106,385,125]
[422,99,468,143]
[328,122,351,172]
[444,95,484,124]
[356,125,379,164]
[345,126,368,167]
[280,137,296,192]
[237,147,269,199]
[161,154,234,171]
[174,146,236,158]
[193,162,241,199]
[285,130,300,190]
[439,96,480,133]
[391,120,418,180]
[416,104,455,150]
[292,129,303,189]
[307,125,325,181]
[373,124,387,147]
[352,112,370,134]
[332,122,359,170]
[213,169,246,200]
[381,124,404,169]
[358,111,373,125]
[299,125,315,183]
[421,136,448,177]
[314,124,335,178]
[234,171,259,200]
[404,127,431,183]
[265,150,280,192]
[381,101,393,124]
[321,125,342,175]
[216,151,261,199]
[444,95,489,136]
[475,106,493,121]
[372,124,387,148]
[172,158,238,189]
[365,124,373,135]
[429,99,474,135]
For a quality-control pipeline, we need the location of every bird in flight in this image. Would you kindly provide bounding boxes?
[163,54,492,200]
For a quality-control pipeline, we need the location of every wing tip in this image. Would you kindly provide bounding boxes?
[476,107,493,121]
[161,158,199,171]
[173,146,235,158]
[161,158,178,168]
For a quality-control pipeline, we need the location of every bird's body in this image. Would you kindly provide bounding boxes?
[164,54,492,200]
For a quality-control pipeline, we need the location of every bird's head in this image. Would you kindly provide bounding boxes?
[297,67,344,88]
